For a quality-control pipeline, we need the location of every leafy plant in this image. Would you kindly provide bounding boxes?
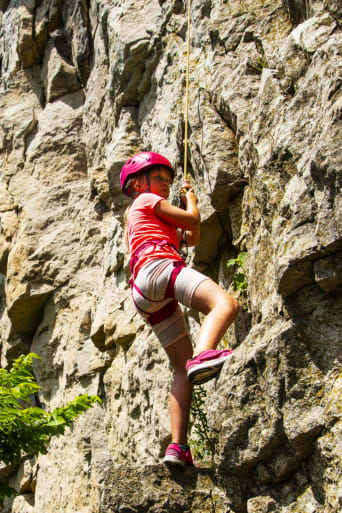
[226,252,248,293]
[189,386,216,463]
[0,353,101,505]
[0,483,16,506]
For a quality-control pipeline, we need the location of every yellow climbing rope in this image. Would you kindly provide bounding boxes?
[183,0,191,182]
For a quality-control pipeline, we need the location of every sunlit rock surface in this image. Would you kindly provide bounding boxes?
[0,0,341,512]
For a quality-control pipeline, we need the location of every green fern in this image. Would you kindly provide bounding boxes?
[226,252,248,292]
[190,386,216,463]
[0,353,101,505]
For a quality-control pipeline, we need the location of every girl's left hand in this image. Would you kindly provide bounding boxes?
[180,180,191,192]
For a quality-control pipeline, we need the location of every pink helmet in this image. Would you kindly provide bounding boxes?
[120,151,175,196]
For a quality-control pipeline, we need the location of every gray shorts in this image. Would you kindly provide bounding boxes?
[132,259,209,348]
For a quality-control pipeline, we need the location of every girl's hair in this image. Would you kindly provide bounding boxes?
[124,171,149,200]
[125,177,143,200]
[123,165,167,246]
[123,204,130,248]
[123,170,149,247]
[124,165,166,199]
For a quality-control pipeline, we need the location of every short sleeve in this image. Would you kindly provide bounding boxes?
[134,193,163,213]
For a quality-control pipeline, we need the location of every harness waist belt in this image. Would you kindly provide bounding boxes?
[130,239,179,276]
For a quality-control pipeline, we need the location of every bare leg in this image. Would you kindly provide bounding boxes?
[164,335,193,445]
[163,280,238,443]
[191,279,239,355]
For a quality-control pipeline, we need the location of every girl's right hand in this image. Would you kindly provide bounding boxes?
[179,181,197,206]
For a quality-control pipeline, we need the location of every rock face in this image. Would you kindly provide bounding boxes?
[0,1,341,512]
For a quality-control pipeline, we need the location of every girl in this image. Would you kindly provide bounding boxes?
[121,151,239,466]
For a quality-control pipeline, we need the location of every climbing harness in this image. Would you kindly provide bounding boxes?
[129,239,178,276]
[129,240,185,326]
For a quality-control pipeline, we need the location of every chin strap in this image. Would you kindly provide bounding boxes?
[146,171,151,193]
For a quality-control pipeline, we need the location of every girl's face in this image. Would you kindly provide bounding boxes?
[149,166,172,199]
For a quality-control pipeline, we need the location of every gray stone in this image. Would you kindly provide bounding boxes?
[290,13,336,53]
[314,251,342,291]
[0,7,21,80]
[0,2,341,513]
[35,0,64,57]
[62,0,90,84]
[283,0,312,26]
[324,0,342,19]
[101,465,230,513]
[42,39,80,103]
[10,495,34,513]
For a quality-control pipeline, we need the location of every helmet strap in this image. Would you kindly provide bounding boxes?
[146,171,151,192]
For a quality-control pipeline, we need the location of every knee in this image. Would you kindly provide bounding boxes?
[220,293,240,320]
[231,296,240,317]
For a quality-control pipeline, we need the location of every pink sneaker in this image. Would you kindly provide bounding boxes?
[163,443,194,466]
[186,349,233,385]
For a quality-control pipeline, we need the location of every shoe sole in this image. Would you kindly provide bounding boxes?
[163,455,186,466]
[187,354,233,385]
[188,365,221,385]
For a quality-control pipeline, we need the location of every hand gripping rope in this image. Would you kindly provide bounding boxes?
[182,1,230,240]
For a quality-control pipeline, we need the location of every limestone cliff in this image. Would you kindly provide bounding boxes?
[0,1,341,512]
